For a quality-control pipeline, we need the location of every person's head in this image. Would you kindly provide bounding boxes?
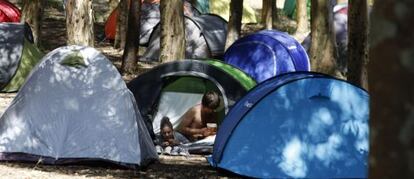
[160,116,174,140]
[201,91,220,114]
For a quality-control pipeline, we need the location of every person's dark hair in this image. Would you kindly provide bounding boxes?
[201,91,220,110]
[160,116,173,130]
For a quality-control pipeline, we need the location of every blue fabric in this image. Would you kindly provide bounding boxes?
[211,72,369,178]
[212,72,324,164]
[224,30,310,83]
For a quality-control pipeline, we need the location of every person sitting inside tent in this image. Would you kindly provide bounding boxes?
[155,116,189,155]
[177,91,220,142]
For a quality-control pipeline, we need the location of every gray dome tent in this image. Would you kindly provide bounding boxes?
[0,46,157,167]
[142,14,227,61]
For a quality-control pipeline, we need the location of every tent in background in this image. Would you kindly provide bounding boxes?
[224,30,310,83]
[209,72,369,178]
[209,0,257,23]
[127,59,255,139]
[142,14,227,61]
[0,46,157,168]
[104,0,199,45]
[0,0,20,23]
[0,23,43,92]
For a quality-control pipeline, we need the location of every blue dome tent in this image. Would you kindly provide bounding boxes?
[224,30,310,83]
[209,72,369,178]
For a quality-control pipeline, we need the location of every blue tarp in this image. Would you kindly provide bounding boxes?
[209,72,369,178]
[224,30,310,83]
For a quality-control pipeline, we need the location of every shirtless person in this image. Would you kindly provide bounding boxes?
[177,91,220,141]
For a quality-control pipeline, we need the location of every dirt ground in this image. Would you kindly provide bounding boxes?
[0,1,299,178]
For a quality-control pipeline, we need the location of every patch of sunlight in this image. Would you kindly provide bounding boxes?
[278,137,307,178]
[314,134,344,167]
[0,112,25,150]
[342,119,369,152]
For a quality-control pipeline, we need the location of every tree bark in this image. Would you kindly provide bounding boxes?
[66,0,94,46]
[225,0,244,50]
[295,0,308,34]
[369,1,414,178]
[309,0,339,77]
[347,0,369,90]
[21,0,43,46]
[114,0,128,49]
[121,0,141,74]
[159,0,186,62]
[262,0,273,30]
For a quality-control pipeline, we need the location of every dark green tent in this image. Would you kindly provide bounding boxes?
[127,59,256,139]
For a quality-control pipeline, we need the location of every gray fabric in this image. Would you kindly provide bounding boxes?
[0,23,24,86]
[139,1,200,46]
[0,46,157,166]
[142,17,210,61]
[192,14,227,56]
[139,3,160,45]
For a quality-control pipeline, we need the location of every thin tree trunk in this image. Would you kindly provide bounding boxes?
[295,0,308,34]
[121,0,141,74]
[159,0,185,62]
[225,0,243,50]
[114,0,128,49]
[21,0,43,46]
[309,0,339,77]
[347,0,369,90]
[271,0,278,28]
[369,1,414,178]
[262,0,272,30]
[66,0,94,46]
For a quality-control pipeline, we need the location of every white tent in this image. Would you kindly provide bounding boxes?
[0,45,157,167]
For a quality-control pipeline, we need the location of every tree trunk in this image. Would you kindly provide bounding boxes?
[114,0,128,49]
[121,0,141,74]
[262,0,273,30]
[309,0,339,77]
[225,0,244,50]
[295,0,308,34]
[21,0,43,46]
[369,1,414,178]
[66,0,94,46]
[347,0,369,90]
[159,0,186,62]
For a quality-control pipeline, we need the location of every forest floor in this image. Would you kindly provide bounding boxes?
[0,1,298,178]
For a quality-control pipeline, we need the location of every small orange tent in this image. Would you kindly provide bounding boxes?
[104,0,158,40]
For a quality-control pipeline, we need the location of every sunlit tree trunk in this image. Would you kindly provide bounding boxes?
[347,0,369,90]
[121,0,141,74]
[369,0,414,178]
[295,0,308,34]
[159,0,185,62]
[225,0,243,50]
[21,0,43,46]
[262,0,276,30]
[114,0,128,49]
[66,0,94,46]
[309,0,339,77]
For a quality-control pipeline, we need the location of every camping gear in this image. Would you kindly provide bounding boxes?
[127,59,256,139]
[0,45,157,167]
[0,23,43,92]
[209,0,257,23]
[0,0,20,23]
[104,0,199,45]
[142,14,227,61]
[209,71,369,178]
[224,30,310,83]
